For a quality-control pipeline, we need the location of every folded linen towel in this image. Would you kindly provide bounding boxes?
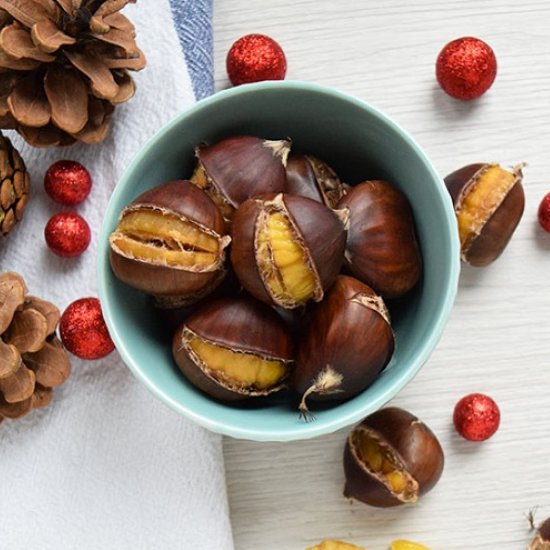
[0,1,234,548]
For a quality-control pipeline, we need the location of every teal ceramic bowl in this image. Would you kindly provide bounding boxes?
[98,81,459,442]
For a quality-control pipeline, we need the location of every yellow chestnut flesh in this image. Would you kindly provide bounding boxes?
[185,330,286,390]
[456,164,517,253]
[391,541,431,550]
[111,209,220,268]
[307,541,365,550]
[191,163,234,221]
[352,430,416,500]
[256,211,316,305]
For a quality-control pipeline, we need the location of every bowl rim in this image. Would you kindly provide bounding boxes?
[98,80,460,441]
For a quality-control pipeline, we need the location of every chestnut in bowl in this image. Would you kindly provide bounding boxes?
[291,275,394,414]
[191,134,290,221]
[172,295,293,401]
[231,193,348,309]
[337,180,422,299]
[109,180,230,308]
[285,152,344,208]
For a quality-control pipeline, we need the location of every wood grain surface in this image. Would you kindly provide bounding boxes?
[213,2,550,548]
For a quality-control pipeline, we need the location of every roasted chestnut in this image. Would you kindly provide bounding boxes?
[285,153,344,208]
[109,180,230,308]
[337,180,422,299]
[343,407,444,508]
[231,193,348,309]
[191,134,290,221]
[529,517,550,549]
[172,295,293,401]
[291,275,394,414]
[445,162,525,266]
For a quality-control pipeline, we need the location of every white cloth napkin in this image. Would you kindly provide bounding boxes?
[0,2,234,548]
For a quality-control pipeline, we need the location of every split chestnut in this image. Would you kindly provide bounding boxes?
[191,135,290,222]
[445,162,525,266]
[343,407,444,507]
[172,295,293,401]
[230,193,349,309]
[109,180,230,308]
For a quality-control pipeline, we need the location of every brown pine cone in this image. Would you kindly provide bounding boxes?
[0,0,146,147]
[0,271,71,421]
[0,131,29,236]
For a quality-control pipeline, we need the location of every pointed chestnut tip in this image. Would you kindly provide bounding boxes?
[297,364,343,417]
[334,206,350,230]
[263,138,291,167]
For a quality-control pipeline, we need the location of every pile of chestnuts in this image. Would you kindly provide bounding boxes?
[108,134,424,414]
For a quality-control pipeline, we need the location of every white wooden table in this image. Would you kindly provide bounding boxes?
[213,2,550,548]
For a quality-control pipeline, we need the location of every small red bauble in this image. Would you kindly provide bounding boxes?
[44,160,92,206]
[453,393,500,441]
[436,37,497,100]
[538,192,550,233]
[226,33,286,86]
[45,212,91,257]
[60,297,115,360]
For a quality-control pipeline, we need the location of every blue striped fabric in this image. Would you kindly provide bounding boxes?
[169,0,214,100]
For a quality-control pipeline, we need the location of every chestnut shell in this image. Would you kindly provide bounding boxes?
[444,163,525,266]
[196,135,289,209]
[337,180,422,299]
[529,518,550,549]
[285,153,344,208]
[343,407,444,507]
[109,180,228,305]
[291,275,394,403]
[172,295,293,401]
[230,193,347,308]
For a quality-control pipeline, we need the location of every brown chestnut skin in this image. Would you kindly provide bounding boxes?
[191,135,290,220]
[343,407,444,508]
[285,153,344,208]
[230,193,348,309]
[109,180,230,308]
[291,275,394,413]
[172,295,293,401]
[337,180,422,299]
[529,517,550,549]
[444,163,525,266]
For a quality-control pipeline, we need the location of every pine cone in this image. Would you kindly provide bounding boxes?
[0,271,71,421]
[0,0,146,147]
[0,131,29,236]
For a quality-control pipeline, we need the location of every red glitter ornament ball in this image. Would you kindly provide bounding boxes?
[226,33,286,86]
[538,192,550,233]
[453,393,500,441]
[436,37,497,100]
[44,160,92,206]
[45,212,91,257]
[60,297,115,360]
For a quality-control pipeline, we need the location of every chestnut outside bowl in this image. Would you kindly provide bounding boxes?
[98,81,460,442]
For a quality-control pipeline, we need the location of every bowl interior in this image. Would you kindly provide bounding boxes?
[98,81,459,441]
